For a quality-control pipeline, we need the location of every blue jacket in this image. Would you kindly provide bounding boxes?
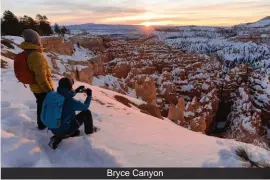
[50,87,91,134]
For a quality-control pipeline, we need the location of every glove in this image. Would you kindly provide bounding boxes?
[85,88,92,97]
[75,86,85,93]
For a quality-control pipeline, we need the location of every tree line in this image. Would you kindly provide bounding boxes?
[1,10,70,36]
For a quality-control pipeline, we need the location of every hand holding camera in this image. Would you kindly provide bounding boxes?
[74,86,92,97]
[85,88,92,97]
[75,86,85,93]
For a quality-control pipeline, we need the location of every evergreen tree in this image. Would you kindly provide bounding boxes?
[19,15,38,32]
[1,10,21,36]
[54,23,60,35]
[36,14,53,36]
[60,26,68,36]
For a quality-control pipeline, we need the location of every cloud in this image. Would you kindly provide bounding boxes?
[1,0,269,26]
[36,0,145,14]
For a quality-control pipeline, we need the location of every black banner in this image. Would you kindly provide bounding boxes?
[2,168,270,179]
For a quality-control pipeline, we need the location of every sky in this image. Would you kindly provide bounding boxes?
[1,0,270,26]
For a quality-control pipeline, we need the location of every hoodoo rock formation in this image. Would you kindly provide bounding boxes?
[135,76,157,105]
[41,37,73,55]
[226,87,263,145]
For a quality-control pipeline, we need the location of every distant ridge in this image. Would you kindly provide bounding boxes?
[260,16,270,21]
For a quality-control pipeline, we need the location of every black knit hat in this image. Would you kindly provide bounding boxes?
[58,77,74,90]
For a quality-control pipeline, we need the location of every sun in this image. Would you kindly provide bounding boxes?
[145,23,151,27]
[142,22,153,27]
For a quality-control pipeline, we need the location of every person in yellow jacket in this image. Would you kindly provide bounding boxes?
[19,29,54,130]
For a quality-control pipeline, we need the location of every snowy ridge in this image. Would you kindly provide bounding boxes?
[1,36,95,75]
[154,31,270,64]
[2,62,270,167]
[237,17,270,28]
[153,17,270,68]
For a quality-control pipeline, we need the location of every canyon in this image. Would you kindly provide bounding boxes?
[1,17,270,148]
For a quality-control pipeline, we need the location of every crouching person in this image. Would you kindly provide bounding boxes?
[41,77,98,149]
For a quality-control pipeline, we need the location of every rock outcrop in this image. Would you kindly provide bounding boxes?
[113,62,131,78]
[249,70,270,129]
[69,35,112,53]
[41,37,73,55]
[135,76,157,105]
[167,97,185,123]
[226,87,263,144]
[168,89,219,133]
[114,95,162,119]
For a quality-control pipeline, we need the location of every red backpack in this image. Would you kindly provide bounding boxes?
[14,51,37,85]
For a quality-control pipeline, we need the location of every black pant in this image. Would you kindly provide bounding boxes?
[33,93,47,129]
[70,110,94,134]
[53,110,94,138]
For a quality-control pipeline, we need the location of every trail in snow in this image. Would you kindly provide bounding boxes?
[1,68,270,167]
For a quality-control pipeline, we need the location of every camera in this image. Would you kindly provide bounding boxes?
[75,86,92,96]
[76,87,87,93]
[81,88,87,93]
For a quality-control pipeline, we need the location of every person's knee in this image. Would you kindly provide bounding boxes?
[81,110,92,120]
[83,109,91,115]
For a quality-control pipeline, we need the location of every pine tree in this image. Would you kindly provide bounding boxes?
[36,14,53,36]
[54,23,61,35]
[60,26,68,36]
[19,15,38,32]
[1,10,21,36]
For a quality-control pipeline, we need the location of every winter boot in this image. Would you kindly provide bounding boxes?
[85,126,99,135]
[48,136,62,149]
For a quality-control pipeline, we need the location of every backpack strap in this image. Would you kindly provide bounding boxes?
[59,97,69,126]
[19,49,37,88]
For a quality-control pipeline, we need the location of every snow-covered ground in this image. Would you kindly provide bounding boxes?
[57,44,94,62]
[2,36,24,45]
[2,63,270,167]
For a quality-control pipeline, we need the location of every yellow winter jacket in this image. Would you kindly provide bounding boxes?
[19,42,54,93]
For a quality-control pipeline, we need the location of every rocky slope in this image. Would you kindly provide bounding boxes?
[2,63,270,167]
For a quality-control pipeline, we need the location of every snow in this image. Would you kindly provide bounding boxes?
[202,83,210,90]
[92,75,144,106]
[241,117,256,133]
[241,19,270,28]
[1,56,14,69]
[74,65,88,71]
[1,39,23,54]
[2,67,270,167]
[184,111,195,117]
[55,61,67,74]
[2,30,270,167]
[57,44,94,62]
[154,24,270,66]
[127,88,137,99]
[2,36,24,44]
[109,58,123,64]
[92,75,122,89]
[225,75,231,82]
[181,84,194,91]
[239,88,249,101]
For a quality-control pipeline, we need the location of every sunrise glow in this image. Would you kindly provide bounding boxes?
[2,0,270,26]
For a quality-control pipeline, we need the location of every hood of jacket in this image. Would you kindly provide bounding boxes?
[57,87,76,98]
[19,42,43,52]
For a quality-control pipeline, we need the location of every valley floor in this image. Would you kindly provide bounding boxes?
[1,68,270,167]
